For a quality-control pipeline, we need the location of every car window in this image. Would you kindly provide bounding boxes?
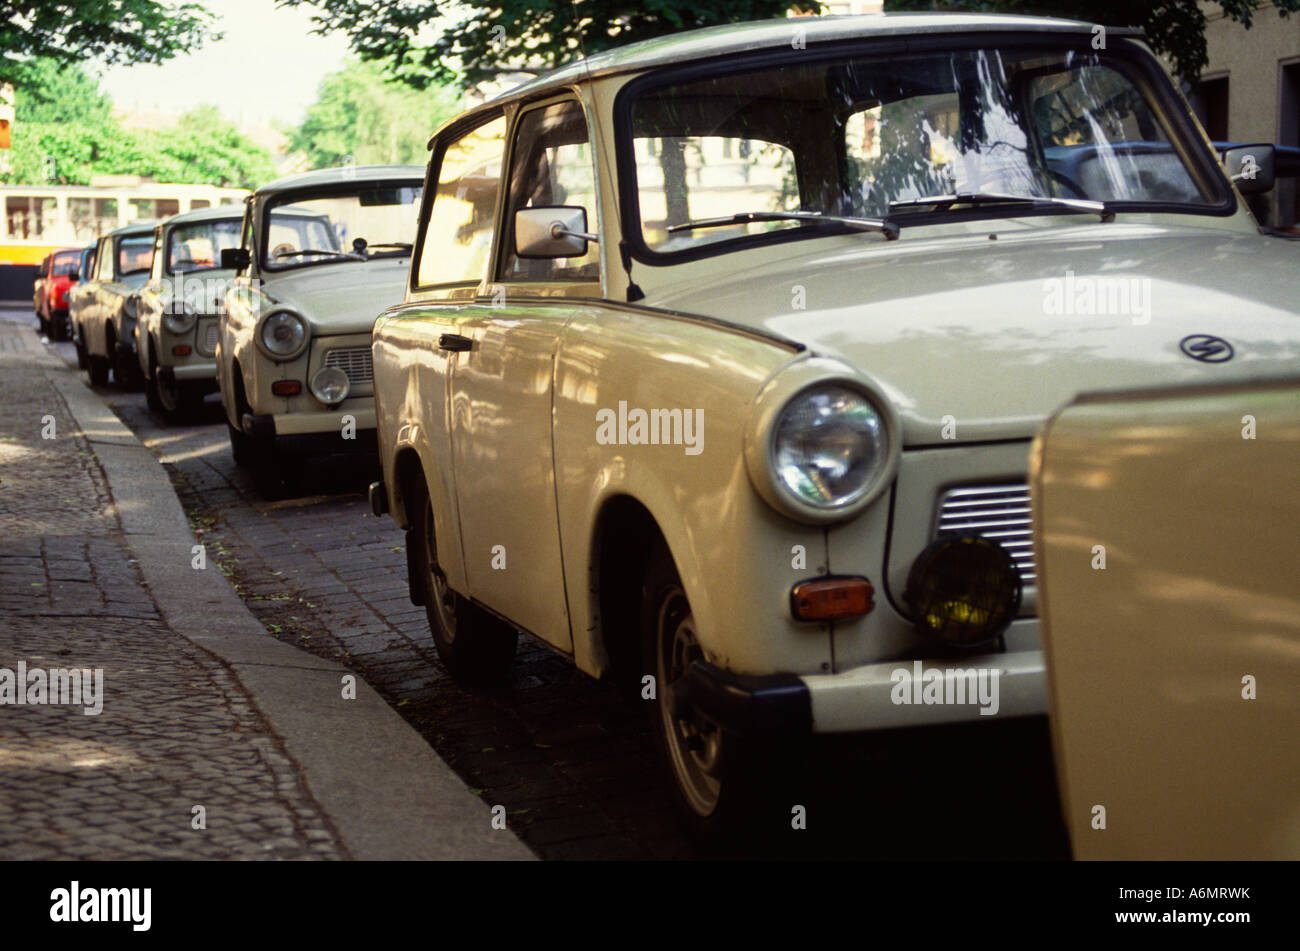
[95,239,113,279]
[417,115,506,288]
[168,218,241,273]
[261,186,421,270]
[118,235,153,276]
[499,100,599,284]
[52,251,79,277]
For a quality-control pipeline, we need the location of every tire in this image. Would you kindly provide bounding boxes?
[227,421,251,467]
[411,492,516,684]
[74,331,89,371]
[640,540,791,850]
[51,311,69,342]
[149,348,199,423]
[87,354,110,386]
[249,440,301,500]
[112,344,143,391]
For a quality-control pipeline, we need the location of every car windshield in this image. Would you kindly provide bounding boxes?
[262,183,423,270]
[117,235,154,276]
[625,43,1222,255]
[168,217,242,274]
[52,251,79,277]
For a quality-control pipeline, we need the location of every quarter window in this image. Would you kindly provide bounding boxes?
[500,100,599,284]
[418,115,506,287]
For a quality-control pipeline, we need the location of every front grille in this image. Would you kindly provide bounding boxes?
[198,321,219,357]
[323,346,373,385]
[935,484,1036,585]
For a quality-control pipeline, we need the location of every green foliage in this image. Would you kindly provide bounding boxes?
[285,59,463,168]
[0,1,218,86]
[3,60,274,189]
[883,1,1300,85]
[279,0,816,89]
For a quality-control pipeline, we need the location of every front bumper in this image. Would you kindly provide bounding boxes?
[160,361,218,385]
[241,407,378,457]
[678,649,1046,736]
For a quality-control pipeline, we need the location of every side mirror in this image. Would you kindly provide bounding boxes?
[1222,144,1275,194]
[515,206,596,258]
[221,247,251,270]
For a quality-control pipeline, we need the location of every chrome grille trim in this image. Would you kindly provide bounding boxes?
[323,346,373,385]
[935,484,1036,584]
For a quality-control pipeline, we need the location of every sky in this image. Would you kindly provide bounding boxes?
[97,0,353,127]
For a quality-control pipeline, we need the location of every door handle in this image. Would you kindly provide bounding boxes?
[438,333,473,352]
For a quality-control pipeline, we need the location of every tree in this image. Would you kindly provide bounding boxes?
[883,1,1300,85]
[278,0,813,89]
[0,1,218,86]
[2,60,274,188]
[286,59,463,168]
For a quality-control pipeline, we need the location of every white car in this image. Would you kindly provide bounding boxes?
[367,13,1300,840]
[217,165,424,497]
[135,206,245,420]
[70,220,157,388]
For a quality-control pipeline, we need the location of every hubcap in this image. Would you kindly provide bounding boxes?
[657,585,722,816]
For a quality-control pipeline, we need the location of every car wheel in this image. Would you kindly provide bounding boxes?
[52,312,69,342]
[412,492,516,684]
[73,330,89,371]
[249,442,301,500]
[87,353,110,386]
[150,353,198,423]
[640,541,787,849]
[227,421,251,467]
[112,345,143,391]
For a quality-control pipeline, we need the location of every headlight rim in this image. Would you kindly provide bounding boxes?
[162,301,198,336]
[309,365,350,406]
[744,362,900,526]
[254,307,310,362]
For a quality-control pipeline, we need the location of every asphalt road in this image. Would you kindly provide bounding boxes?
[29,304,1071,860]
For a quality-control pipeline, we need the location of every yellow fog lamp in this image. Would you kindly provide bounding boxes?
[904,535,1021,649]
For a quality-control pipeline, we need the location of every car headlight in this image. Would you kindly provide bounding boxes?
[310,366,350,405]
[122,293,140,319]
[745,362,899,524]
[163,304,197,335]
[257,309,308,361]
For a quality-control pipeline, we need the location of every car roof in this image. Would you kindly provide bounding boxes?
[158,204,246,229]
[107,220,159,238]
[488,13,1142,106]
[254,164,426,197]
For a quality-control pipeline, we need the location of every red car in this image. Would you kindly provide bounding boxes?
[33,246,83,341]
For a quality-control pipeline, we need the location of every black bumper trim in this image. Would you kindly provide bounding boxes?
[674,660,812,737]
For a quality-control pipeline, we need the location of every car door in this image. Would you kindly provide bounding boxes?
[445,97,601,652]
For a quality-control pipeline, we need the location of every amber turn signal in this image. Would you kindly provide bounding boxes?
[790,576,874,621]
[271,380,302,397]
[171,345,192,356]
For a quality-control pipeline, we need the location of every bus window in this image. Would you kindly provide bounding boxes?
[189,199,211,210]
[128,198,180,221]
[69,197,120,239]
[7,195,56,238]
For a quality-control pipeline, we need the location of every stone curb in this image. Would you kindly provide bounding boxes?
[25,316,533,861]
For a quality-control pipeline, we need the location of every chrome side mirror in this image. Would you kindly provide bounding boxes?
[514,206,596,258]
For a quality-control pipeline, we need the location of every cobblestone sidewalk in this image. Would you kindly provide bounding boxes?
[0,317,345,859]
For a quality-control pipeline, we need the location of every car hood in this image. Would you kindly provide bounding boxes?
[650,222,1300,444]
[263,258,410,336]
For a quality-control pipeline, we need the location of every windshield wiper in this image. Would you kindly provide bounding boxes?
[667,210,899,241]
[273,248,363,261]
[889,192,1115,222]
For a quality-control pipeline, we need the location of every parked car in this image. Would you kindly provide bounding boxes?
[66,244,97,369]
[32,247,81,340]
[70,220,158,387]
[367,13,1300,839]
[218,165,424,497]
[134,206,244,421]
[1032,380,1300,859]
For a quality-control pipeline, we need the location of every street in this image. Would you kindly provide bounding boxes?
[7,304,1072,860]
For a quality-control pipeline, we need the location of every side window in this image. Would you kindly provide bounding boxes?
[417,115,506,288]
[96,239,113,279]
[500,99,598,284]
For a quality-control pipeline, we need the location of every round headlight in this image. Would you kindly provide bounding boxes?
[772,384,888,511]
[310,366,350,405]
[904,535,1022,648]
[259,310,307,359]
[163,303,196,334]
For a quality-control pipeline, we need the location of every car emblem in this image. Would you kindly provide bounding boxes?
[1179,334,1234,363]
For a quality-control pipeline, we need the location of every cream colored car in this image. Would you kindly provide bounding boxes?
[1032,380,1300,860]
[135,206,245,421]
[217,166,424,497]
[368,14,1300,837]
